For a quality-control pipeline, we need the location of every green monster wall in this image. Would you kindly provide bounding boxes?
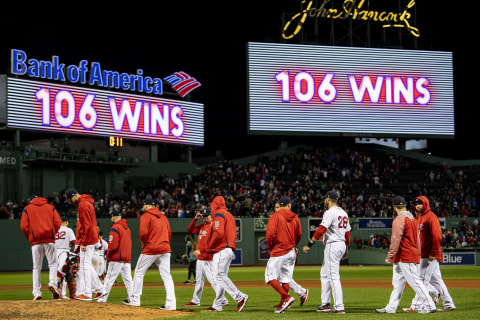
[1,217,478,271]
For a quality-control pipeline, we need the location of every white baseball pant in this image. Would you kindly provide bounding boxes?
[410,258,455,310]
[77,245,105,298]
[91,254,106,277]
[265,248,307,297]
[265,248,296,284]
[211,248,247,311]
[320,241,346,311]
[56,249,70,297]
[97,261,133,302]
[190,259,227,305]
[383,262,436,313]
[130,253,176,309]
[31,243,58,297]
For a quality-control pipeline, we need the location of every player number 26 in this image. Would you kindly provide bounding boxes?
[337,216,348,229]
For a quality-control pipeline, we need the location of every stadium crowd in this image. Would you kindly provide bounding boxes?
[2,147,479,220]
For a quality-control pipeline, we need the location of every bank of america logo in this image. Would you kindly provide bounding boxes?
[164,71,201,97]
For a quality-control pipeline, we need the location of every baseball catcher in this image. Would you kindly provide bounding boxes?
[57,252,80,299]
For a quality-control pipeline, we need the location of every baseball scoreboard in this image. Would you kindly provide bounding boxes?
[6,49,204,146]
[247,42,455,138]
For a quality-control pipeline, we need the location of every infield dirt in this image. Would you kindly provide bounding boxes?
[0,280,476,320]
[0,299,194,320]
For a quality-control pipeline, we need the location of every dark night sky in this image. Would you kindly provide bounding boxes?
[0,2,477,160]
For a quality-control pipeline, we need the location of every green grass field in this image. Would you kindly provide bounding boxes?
[1,265,479,319]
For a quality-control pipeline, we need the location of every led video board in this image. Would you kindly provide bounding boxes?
[247,42,455,138]
[7,77,204,146]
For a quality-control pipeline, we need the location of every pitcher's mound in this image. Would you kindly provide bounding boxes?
[0,299,194,320]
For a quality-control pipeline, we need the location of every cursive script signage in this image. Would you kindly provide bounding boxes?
[282,0,419,40]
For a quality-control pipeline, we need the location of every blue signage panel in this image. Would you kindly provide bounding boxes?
[235,218,242,242]
[231,249,242,265]
[440,252,476,265]
[258,237,270,260]
[357,218,393,229]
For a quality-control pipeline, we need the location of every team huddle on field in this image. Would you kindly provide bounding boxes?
[20,188,456,313]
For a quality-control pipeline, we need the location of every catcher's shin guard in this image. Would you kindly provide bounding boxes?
[67,280,77,299]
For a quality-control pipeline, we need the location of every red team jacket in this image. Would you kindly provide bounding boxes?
[139,207,171,255]
[20,197,61,245]
[388,212,420,263]
[107,218,132,263]
[415,196,443,262]
[266,208,301,257]
[76,195,99,246]
[188,218,213,261]
[206,196,237,254]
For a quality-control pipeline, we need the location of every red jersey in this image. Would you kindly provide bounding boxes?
[266,208,301,257]
[188,218,213,261]
[107,219,132,263]
[75,195,99,246]
[415,196,443,262]
[387,211,420,263]
[139,207,171,255]
[206,196,237,254]
[21,197,61,246]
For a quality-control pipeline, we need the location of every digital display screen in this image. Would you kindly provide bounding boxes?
[247,42,455,138]
[7,77,204,146]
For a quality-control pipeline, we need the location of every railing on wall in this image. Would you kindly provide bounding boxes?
[23,149,142,166]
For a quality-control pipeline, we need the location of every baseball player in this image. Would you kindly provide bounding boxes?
[265,196,303,313]
[303,191,350,314]
[376,196,437,314]
[404,196,456,312]
[56,252,81,300]
[194,196,248,312]
[20,195,62,300]
[124,198,176,310]
[185,208,228,307]
[92,229,108,282]
[181,234,197,285]
[55,216,76,298]
[65,188,107,301]
[97,210,133,303]
[272,202,309,307]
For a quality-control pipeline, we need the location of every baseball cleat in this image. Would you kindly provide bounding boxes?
[327,309,345,314]
[236,295,248,312]
[300,289,309,306]
[440,306,456,311]
[317,303,331,312]
[402,307,415,312]
[376,308,395,314]
[274,306,284,314]
[73,294,92,301]
[93,291,107,300]
[48,286,61,299]
[205,307,221,311]
[160,305,176,311]
[122,299,140,306]
[278,295,295,313]
[32,295,42,301]
[184,301,201,307]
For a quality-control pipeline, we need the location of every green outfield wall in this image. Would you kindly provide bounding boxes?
[1,217,478,271]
